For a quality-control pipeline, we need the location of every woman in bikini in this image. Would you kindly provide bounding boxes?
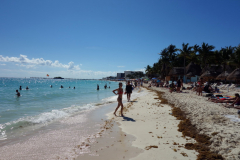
[112,82,124,117]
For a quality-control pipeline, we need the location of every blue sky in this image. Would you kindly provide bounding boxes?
[0,0,240,79]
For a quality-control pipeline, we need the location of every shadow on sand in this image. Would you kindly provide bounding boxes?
[122,116,136,122]
[130,101,138,102]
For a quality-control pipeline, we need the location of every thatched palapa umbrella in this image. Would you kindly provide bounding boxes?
[227,68,240,81]
[216,66,233,80]
[185,62,202,77]
[200,70,219,81]
[168,67,184,76]
[168,67,184,81]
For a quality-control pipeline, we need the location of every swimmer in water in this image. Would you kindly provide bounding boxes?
[50,85,52,88]
[74,87,75,89]
[16,90,20,97]
[19,86,22,90]
[61,85,64,88]
[26,86,29,90]
[112,82,124,117]
[97,84,99,90]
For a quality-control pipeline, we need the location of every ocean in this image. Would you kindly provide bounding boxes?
[0,77,143,159]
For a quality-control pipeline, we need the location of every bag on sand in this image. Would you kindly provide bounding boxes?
[206,93,213,97]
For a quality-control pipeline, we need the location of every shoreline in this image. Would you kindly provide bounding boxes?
[78,87,198,160]
[78,84,240,160]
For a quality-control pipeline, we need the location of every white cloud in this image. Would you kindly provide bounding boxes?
[117,66,125,68]
[0,63,6,66]
[0,55,81,70]
[16,64,36,69]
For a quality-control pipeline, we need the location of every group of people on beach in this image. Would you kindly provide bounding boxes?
[208,93,240,109]
[112,80,141,117]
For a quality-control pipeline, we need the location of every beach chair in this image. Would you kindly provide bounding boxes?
[218,84,225,89]
[229,84,236,91]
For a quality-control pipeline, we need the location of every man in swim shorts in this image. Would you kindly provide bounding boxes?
[125,81,132,102]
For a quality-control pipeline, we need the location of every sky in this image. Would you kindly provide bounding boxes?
[0,0,240,79]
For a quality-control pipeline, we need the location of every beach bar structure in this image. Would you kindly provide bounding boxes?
[185,62,202,83]
[167,67,184,81]
[166,62,201,82]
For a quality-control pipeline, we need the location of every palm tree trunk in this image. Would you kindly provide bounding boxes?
[184,56,186,83]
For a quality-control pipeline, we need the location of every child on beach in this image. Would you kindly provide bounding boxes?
[112,82,124,117]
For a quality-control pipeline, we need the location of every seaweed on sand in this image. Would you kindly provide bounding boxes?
[145,87,224,160]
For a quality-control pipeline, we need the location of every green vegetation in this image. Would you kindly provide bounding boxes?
[126,72,144,79]
[145,42,240,79]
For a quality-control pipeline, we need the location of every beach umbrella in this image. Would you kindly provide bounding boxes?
[168,67,184,76]
[200,70,219,81]
[227,68,240,81]
[216,71,231,80]
[185,62,202,76]
[216,65,233,80]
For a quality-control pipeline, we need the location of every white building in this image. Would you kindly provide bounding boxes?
[117,73,125,79]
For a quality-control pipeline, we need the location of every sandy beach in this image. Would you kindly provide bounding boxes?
[77,84,240,160]
[77,87,197,160]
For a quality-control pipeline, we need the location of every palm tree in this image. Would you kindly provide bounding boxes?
[231,45,240,68]
[145,65,152,78]
[166,44,178,68]
[198,42,215,68]
[178,43,193,82]
[159,48,169,79]
[220,46,234,71]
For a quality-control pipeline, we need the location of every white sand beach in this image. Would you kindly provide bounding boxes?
[144,84,240,160]
[78,84,240,160]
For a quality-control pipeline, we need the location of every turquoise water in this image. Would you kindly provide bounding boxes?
[0,78,119,140]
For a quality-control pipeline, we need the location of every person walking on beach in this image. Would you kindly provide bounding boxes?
[112,82,124,117]
[180,78,183,90]
[198,78,204,96]
[125,81,132,102]
[177,79,181,93]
